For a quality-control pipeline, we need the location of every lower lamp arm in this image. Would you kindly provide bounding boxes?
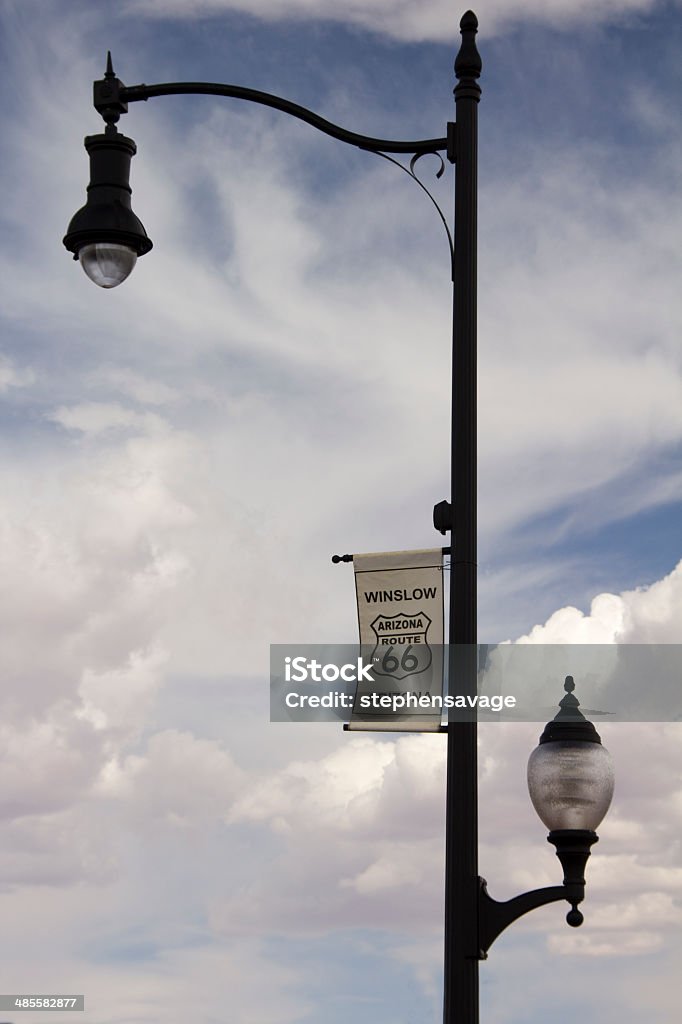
[477,878,584,958]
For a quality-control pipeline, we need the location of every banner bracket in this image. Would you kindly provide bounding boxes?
[332,547,451,564]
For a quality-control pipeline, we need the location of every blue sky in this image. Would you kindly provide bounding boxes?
[0,0,681,1021]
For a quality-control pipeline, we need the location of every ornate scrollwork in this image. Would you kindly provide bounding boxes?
[375,151,454,276]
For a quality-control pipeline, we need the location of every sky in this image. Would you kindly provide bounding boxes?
[0,0,681,1021]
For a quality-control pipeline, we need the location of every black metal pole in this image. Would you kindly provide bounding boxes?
[444,11,481,1024]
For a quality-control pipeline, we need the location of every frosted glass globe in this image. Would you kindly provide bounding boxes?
[527,740,614,832]
[79,243,137,288]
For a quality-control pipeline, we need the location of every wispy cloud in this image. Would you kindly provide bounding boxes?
[121,0,666,41]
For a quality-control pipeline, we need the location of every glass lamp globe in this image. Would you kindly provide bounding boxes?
[527,675,615,833]
[78,242,138,288]
[527,739,614,832]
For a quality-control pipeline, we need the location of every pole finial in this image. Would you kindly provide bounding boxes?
[538,675,603,745]
[455,10,482,83]
[105,51,115,78]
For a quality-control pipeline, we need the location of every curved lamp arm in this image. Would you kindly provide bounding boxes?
[477,829,599,957]
[93,55,450,158]
[121,82,449,157]
[478,879,583,959]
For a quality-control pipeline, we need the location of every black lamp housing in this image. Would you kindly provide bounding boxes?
[63,128,152,261]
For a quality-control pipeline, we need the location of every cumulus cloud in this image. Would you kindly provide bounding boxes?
[0,426,194,707]
[77,647,168,734]
[0,715,101,821]
[97,728,244,827]
[479,562,680,716]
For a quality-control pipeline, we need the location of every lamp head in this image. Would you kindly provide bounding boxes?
[527,676,615,833]
[63,128,152,288]
[527,676,615,927]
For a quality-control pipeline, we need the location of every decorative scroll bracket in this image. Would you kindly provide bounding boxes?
[478,877,584,959]
[375,149,455,277]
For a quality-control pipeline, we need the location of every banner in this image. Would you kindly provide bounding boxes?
[349,548,445,731]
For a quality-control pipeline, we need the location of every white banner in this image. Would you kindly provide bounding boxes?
[349,548,445,731]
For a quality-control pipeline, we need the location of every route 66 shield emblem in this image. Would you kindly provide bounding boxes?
[370,612,433,680]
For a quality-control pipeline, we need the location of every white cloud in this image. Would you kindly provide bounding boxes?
[340,839,440,894]
[97,728,244,826]
[77,647,167,734]
[87,366,181,406]
[0,353,34,391]
[494,553,674,655]
[516,590,628,643]
[478,152,682,544]
[48,401,164,435]
[230,735,396,831]
[548,927,664,956]
[0,716,99,821]
[0,811,120,889]
[121,0,663,42]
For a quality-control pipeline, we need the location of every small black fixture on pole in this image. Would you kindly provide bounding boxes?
[63,15,614,1023]
[63,54,152,288]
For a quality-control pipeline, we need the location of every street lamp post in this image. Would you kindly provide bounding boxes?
[63,13,614,1023]
[444,15,481,1020]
